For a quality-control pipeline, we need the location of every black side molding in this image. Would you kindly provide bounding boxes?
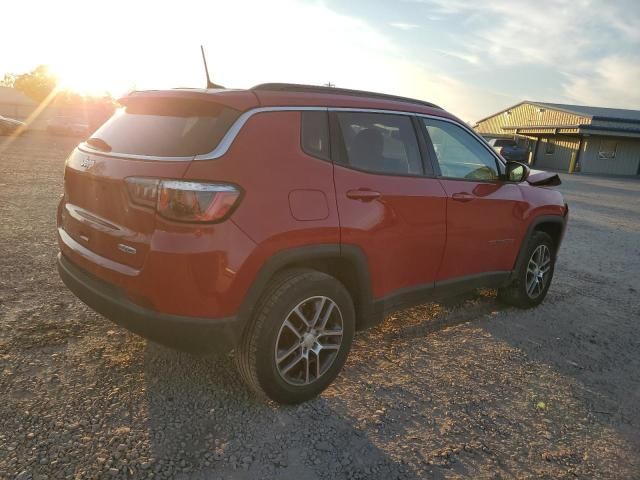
[367,271,512,328]
[236,243,374,332]
[57,254,242,352]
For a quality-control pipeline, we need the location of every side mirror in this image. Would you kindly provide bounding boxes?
[505,160,530,183]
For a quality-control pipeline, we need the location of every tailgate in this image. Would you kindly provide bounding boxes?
[59,94,245,270]
[61,149,191,269]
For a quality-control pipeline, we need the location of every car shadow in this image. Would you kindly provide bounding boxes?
[142,342,422,480]
[141,280,639,479]
[477,284,640,449]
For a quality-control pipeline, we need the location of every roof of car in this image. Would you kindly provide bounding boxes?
[251,83,442,109]
[122,84,450,118]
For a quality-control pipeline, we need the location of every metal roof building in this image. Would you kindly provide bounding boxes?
[474,101,640,176]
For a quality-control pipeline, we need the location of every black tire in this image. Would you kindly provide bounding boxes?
[498,231,556,308]
[235,268,355,404]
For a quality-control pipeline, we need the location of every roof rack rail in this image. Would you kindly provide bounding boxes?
[251,83,441,109]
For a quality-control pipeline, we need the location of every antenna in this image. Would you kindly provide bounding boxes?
[200,45,224,89]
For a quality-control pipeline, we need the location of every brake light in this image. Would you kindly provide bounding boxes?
[125,178,241,223]
[126,177,158,208]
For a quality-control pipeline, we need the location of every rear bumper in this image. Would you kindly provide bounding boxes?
[57,253,243,352]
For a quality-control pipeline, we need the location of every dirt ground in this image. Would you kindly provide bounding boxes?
[1,133,639,480]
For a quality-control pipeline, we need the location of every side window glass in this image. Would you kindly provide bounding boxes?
[422,118,500,181]
[336,112,423,175]
[301,111,330,160]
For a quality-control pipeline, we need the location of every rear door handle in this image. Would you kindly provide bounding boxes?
[346,189,381,202]
[451,192,474,202]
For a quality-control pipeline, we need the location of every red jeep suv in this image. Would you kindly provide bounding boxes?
[57,83,568,403]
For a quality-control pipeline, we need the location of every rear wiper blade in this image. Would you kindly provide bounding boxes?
[86,137,112,152]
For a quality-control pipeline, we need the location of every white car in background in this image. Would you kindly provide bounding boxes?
[0,115,25,135]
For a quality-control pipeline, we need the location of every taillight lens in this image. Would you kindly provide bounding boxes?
[126,177,159,208]
[158,181,241,222]
[125,178,241,223]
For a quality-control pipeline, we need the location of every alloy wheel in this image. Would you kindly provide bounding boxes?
[525,244,552,299]
[274,296,344,386]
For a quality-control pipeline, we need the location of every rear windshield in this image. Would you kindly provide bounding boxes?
[87,98,240,157]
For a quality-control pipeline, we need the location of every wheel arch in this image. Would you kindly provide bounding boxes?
[237,244,374,332]
[533,221,564,251]
[512,215,566,278]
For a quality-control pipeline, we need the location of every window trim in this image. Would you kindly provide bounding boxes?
[598,139,617,161]
[77,104,506,173]
[329,108,506,172]
[545,138,555,155]
[410,115,436,177]
[419,116,506,183]
[328,110,429,179]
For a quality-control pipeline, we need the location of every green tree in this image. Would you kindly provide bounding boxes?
[13,65,57,103]
[0,73,16,87]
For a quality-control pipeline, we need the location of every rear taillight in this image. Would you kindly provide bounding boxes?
[125,178,241,223]
[126,177,158,208]
[158,181,241,222]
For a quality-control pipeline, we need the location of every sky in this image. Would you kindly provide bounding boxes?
[2,0,639,122]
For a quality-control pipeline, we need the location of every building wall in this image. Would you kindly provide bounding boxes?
[580,137,640,175]
[475,102,590,136]
[534,136,580,171]
[474,101,640,175]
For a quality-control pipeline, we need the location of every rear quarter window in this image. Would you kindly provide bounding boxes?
[88,98,240,158]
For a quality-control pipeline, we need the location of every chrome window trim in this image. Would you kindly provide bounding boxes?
[77,144,196,162]
[328,108,505,169]
[76,105,504,167]
[415,113,506,169]
[194,106,327,160]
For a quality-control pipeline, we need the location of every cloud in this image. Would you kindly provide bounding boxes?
[405,0,640,112]
[5,0,637,122]
[563,55,640,108]
[396,64,519,123]
[390,22,420,30]
[435,49,480,65]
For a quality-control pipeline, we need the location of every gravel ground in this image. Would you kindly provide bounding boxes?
[1,133,639,479]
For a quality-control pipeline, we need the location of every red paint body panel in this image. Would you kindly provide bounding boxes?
[436,179,527,279]
[333,166,447,297]
[62,149,190,269]
[57,87,567,332]
[183,111,341,308]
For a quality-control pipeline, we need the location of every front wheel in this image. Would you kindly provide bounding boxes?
[235,269,355,404]
[498,231,556,308]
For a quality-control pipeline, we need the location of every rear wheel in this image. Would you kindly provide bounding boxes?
[235,269,355,404]
[498,231,555,308]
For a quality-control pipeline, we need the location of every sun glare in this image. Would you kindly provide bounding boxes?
[51,63,112,97]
